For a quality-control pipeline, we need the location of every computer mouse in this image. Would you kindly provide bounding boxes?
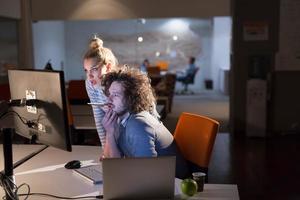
[64,160,81,169]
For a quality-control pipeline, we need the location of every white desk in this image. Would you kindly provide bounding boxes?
[0,144,45,170]
[71,105,96,130]
[73,115,97,130]
[1,145,239,199]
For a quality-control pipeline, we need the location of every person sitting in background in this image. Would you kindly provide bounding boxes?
[101,66,189,179]
[176,56,197,81]
[140,59,150,74]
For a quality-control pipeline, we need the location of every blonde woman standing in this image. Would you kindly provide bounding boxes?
[83,36,118,159]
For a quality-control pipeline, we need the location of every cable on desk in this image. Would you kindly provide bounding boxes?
[1,171,32,200]
[18,193,103,199]
[1,111,103,200]
[0,171,21,200]
[1,172,103,200]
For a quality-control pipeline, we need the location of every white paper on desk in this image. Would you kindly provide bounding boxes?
[174,178,182,195]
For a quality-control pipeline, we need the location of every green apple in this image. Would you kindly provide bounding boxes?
[181,178,198,196]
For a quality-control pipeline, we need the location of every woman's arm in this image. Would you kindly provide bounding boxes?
[85,80,107,146]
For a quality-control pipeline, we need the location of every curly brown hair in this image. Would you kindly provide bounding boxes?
[101,66,157,114]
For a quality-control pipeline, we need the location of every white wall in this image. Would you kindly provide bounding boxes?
[32,21,65,70]
[211,17,231,92]
[64,20,139,80]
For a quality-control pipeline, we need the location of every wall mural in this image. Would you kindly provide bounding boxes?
[84,18,212,72]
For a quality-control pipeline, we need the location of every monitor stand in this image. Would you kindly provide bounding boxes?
[0,101,48,200]
[1,128,48,200]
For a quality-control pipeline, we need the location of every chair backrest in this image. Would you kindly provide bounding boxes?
[67,80,89,104]
[0,83,11,101]
[155,60,169,71]
[66,98,74,126]
[147,66,160,76]
[185,67,199,84]
[174,112,219,170]
[154,73,177,112]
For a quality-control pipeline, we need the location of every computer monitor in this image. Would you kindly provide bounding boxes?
[8,69,72,151]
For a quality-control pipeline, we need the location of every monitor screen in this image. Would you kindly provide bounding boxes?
[8,69,72,152]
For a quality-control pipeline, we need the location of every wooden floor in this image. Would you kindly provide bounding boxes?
[209,133,300,200]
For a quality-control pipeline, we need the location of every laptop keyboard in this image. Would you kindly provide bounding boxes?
[73,165,103,184]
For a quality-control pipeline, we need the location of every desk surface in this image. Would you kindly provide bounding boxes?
[0,144,45,170]
[0,145,239,199]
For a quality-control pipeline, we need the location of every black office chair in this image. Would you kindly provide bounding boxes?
[177,67,199,94]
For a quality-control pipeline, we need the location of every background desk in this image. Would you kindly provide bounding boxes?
[71,105,165,130]
[1,145,239,199]
[71,105,96,130]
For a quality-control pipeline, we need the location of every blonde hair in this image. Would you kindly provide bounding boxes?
[84,36,118,68]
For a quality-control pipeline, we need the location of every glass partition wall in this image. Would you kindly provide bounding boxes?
[32,17,232,93]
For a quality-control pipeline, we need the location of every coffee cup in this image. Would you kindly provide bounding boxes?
[192,172,206,192]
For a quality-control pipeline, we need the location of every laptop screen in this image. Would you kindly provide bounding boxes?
[102,156,176,200]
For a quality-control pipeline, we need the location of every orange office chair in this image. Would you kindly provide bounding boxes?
[173,112,219,182]
[155,60,169,71]
[146,66,161,76]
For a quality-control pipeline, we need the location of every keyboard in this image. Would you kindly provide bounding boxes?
[73,165,103,184]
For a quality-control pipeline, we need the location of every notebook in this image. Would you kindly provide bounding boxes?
[102,156,176,200]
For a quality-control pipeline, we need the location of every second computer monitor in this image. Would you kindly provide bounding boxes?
[8,69,72,152]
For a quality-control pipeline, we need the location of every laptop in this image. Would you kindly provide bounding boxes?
[102,156,176,200]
